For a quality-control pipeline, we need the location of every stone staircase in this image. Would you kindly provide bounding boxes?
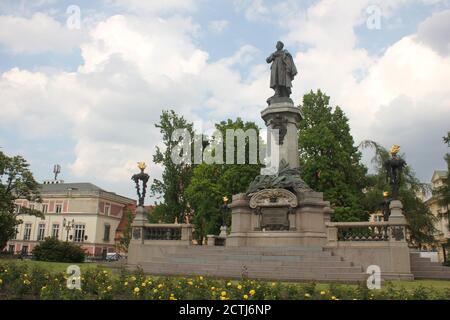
[410,252,450,280]
[133,246,368,282]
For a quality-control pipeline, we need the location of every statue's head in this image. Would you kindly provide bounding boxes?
[276,41,284,50]
[390,145,400,156]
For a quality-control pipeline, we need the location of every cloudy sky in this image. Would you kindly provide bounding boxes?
[0,0,449,200]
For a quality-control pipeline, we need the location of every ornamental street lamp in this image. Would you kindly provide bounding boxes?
[220,196,230,238]
[131,162,150,207]
[63,218,75,242]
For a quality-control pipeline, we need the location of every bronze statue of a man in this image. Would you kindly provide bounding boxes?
[266,41,298,101]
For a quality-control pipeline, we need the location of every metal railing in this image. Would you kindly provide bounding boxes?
[326,221,408,242]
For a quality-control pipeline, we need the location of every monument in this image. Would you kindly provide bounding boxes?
[127,42,413,282]
[226,41,333,247]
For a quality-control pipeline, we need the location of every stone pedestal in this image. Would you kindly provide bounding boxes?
[227,190,333,247]
[261,99,303,170]
[389,200,406,224]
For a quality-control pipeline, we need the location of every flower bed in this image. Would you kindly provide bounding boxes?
[0,261,449,300]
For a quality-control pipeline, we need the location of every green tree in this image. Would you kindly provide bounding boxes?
[150,110,195,223]
[359,140,437,246]
[185,118,263,242]
[118,208,134,253]
[298,90,368,221]
[0,151,42,249]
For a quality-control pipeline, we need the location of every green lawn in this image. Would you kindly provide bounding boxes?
[0,258,104,273]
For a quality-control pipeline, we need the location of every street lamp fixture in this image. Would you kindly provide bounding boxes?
[63,218,75,242]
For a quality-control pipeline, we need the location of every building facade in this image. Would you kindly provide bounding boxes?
[6,182,135,257]
[426,170,450,261]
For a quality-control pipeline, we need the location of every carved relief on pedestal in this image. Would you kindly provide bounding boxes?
[249,188,298,209]
[249,189,297,231]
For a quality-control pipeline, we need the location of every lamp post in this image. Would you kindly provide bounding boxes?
[63,218,75,242]
[131,162,150,242]
[220,196,229,237]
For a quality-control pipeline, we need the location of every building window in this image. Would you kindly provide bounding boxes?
[55,204,62,213]
[104,204,111,216]
[73,224,85,242]
[42,204,48,214]
[23,223,32,241]
[11,226,18,240]
[52,224,60,239]
[8,245,15,253]
[37,223,46,241]
[103,224,111,242]
[14,205,21,214]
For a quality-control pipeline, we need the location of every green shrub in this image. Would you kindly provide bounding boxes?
[32,238,86,263]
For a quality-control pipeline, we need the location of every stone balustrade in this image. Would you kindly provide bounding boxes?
[326,221,408,243]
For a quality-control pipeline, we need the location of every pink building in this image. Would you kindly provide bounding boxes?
[6,182,136,257]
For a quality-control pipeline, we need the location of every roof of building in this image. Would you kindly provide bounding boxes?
[433,170,448,178]
[38,182,135,204]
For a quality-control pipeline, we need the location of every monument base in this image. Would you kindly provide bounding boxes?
[227,190,333,248]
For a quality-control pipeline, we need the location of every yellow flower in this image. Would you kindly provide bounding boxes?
[153,289,158,293]
[199,276,204,281]
[23,279,31,285]
[158,284,163,289]
[124,282,128,286]
[320,291,326,295]
[169,296,177,300]
[23,273,28,277]
[237,285,242,290]
[187,281,193,286]
[271,282,276,287]
[243,294,249,300]
[220,296,228,300]
[331,296,337,300]
[249,289,256,296]
[211,287,216,291]
[134,287,140,293]
[305,293,311,298]
[41,286,46,290]
[221,291,227,297]
[141,282,146,287]
[227,282,232,286]
[130,276,137,281]
[107,286,112,291]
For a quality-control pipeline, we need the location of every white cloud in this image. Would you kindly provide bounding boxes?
[208,19,229,33]
[0,13,267,193]
[103,0,198,13]
[0,13,84,54]
[282,0,450,180]
[416,9,450,55]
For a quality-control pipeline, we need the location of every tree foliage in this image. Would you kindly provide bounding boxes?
[150,110,195,223]
[33,237,85,263]
[118,208,134,253]
[298,90,368,221]
[185,118,262,242]
[0,151,42,249]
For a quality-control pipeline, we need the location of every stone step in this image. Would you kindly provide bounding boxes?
[136,263,367,282]
[165,257,352,267]
[409,252,450,280]
[411,265,450,272]
[179,248,331,257]
[169,253,341,263]
[412,271,450,280]
[139,261,363,274]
